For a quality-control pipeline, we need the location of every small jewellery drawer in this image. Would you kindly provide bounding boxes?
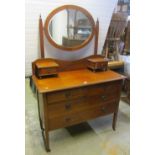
[48,101,118,130]
[39,68,57,76]
[47,88,86,103]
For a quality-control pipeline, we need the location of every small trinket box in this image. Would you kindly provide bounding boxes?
[87,58,108,72]
[35,60,59,78]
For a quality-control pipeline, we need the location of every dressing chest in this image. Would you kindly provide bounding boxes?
[32,58,125,151]
[32,5,125,151]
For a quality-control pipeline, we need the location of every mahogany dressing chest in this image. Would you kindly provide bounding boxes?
[32,57,125,151]
[32,5,125,152]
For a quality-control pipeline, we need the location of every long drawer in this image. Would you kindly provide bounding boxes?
[48,94,119,118]
[48,101,118,130]
[46,81,121,104]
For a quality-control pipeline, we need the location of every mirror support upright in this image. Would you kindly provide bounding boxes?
[94,19,99,55]
[39,15,45,58]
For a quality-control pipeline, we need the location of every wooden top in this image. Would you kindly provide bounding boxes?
[32,69,125,93]
[35,61,59,68]
[87,57,108,63]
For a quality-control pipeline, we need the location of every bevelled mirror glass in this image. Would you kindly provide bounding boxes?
[44,5,95,51]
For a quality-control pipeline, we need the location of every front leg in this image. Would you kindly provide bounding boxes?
[112,111,118,131]
[42,130,50,152]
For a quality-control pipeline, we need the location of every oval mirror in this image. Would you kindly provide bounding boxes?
[44,5,95,51]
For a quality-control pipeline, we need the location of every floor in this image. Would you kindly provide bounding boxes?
[25,78,130,155]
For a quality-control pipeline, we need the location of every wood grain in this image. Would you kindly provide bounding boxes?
[32,69,125,93]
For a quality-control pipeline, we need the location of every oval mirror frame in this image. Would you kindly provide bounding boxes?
[44,5,95,51]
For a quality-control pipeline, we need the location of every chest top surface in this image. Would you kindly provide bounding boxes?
[32,69,125,93]
[35,61,59,68]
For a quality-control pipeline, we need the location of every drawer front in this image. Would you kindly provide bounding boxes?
[86,81,121,97]
[48,113,82,130]
[80,101,117,121]
[39,68,57,76]
[96,62,108,69]
[48,101,118,130]
[48,94,119,118]
[46,81,121,104]
[47,88,86,103]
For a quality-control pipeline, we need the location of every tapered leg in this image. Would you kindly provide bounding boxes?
[112,112,118,131]
[42,130,50,152]
[45,130,50,152]
[37,114,50,151]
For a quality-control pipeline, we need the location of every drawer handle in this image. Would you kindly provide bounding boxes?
[101,95,106,100]
[65,103,71,109]
[101,107,106,113]
[65,117,71,122]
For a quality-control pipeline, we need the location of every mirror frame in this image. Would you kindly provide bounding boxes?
[44,5,95,51]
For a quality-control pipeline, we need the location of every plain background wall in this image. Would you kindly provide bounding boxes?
[25,0,118,76]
